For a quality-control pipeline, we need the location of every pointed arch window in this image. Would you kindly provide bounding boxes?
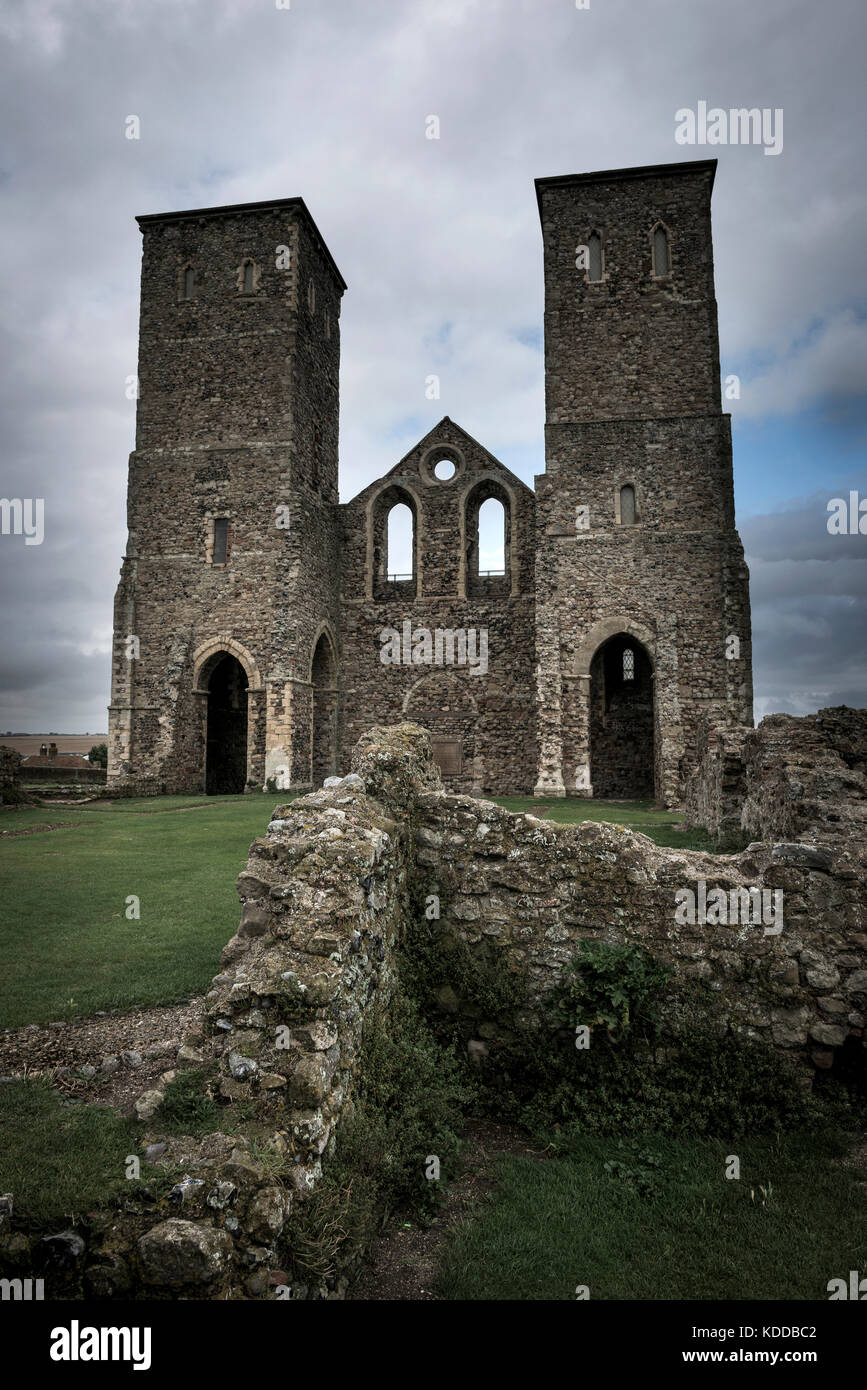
[466,480,511,597]
[619,484,637,526]
[372,485,419,600]
[652,225,671,277]
[386,503,414,581]
[181,266,195,300]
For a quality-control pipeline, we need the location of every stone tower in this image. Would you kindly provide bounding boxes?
[107,197,346,793]
[532,159,752,803]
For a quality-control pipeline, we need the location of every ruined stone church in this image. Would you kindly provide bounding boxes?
[107,158,753,805]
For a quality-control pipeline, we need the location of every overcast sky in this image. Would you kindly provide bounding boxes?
[0,0,865,732]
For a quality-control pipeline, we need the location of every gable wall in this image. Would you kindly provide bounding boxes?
[337,421,537,793]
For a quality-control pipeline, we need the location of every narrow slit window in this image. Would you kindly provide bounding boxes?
[213,518,229,565]
[620,484,637,526]
[243,261,255,294]
[623,648,635,681]
[182,267,195,300]
[587,232,603,282]
[653,225,670,277]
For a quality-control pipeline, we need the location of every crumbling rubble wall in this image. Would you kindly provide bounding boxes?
[686,706,867,846]
[129,719,867,1296]
[739,707,867,845]
[414,792,867,1063]
[684,717,752,840]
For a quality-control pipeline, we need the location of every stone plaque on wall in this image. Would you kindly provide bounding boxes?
[431,738,462,776]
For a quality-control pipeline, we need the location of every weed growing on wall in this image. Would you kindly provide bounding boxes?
[545,940,672,1042]
[283,983,470,1286]
[154,1070,220,1134]
[456,944,854,1140]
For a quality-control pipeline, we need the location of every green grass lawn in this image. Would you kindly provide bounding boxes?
[437,1132,867,1300]
[0,793,281,1027]
[0,1078,149,1226]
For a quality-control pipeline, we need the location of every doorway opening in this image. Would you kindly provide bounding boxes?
[588,634,654,798]
[205,654,249,794]
[311,633,338,786]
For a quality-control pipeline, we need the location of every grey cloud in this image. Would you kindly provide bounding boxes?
[0,0,865,727]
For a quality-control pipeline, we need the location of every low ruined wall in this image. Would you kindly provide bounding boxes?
[686,707,867,849]
[20,765,106,785]
[0,745,27,805]
[6,719,866,1300]
[57,727,442,1299]
[415,791,867,1063]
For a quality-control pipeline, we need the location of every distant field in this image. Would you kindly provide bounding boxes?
[1,734,108,758]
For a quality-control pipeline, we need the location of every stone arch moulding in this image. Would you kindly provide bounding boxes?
[572,617,656,678]
[650,219,674,279]
[458,470,520,598]
[400,669,479,716]
[310,624,340,786]
[192,636,264,693]
[306,622,339,685]
[366,478,424,601]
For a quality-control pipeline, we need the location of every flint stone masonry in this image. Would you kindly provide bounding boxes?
[687,706,867,847]
[196,719,867,1111]
[108,159,752,806]
[0,745,26,805]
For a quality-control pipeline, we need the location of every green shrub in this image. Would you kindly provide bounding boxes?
[479,1026,829,1140]
[545,940,672,1042]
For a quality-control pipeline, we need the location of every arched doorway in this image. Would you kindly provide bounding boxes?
[205,654,249,794]
[589,634,654,799]
[311,632,338,786]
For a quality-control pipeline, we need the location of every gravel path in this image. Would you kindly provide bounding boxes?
[0,998,205,1115]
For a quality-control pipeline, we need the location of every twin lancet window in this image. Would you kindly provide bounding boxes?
[378,485,508,597]
[180,261,259,301]
[583,225,671,283]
